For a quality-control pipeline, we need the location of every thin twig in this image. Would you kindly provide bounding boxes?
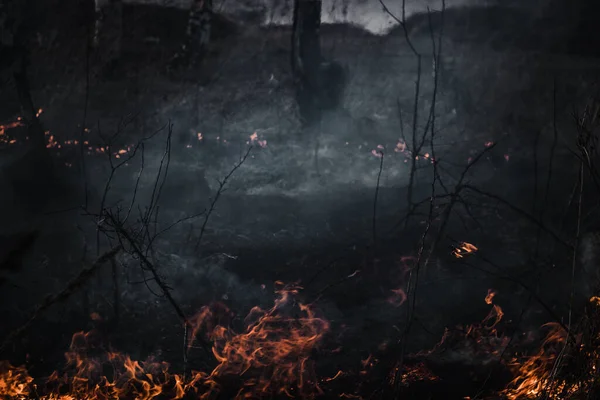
[195,146,252,251]
[372,151,384,244]
[108,215,211,357]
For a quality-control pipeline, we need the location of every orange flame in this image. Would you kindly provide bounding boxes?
[452,242,478,259]
[501,323,570,399]
[0,283,330,399]
[0,362,33,398]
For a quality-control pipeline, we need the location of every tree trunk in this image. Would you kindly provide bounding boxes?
[187,0,213,51]
[1,0,45,150]
[291,0,322,128]
[171,0,213,69]
[0,0,15,49]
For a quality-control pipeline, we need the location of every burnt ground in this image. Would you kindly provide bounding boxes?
[1,2,599,399]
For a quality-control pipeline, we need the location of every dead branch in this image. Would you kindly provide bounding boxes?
[194,146,252,250]
[372,150,384,244]
[107,213,211,357]
[460,184,573,251]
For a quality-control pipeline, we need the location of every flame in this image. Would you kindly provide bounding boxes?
[416,289,508,362]
[0,362,33,398]
[187,282,329,398]
[399,362,438,386]
[501,298,600,400]
[452,242,478,259]
[501,323,571,399]
[0,283,330,399]
[387,288,407,307]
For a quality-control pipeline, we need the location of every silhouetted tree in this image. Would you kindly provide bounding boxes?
[292,0,323,128]
[93,0,214,68]
[292,0,347,129]
[1,0,45,149]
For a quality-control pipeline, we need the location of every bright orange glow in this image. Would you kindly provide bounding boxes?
[0,283,329,399]
[452,242,478,258]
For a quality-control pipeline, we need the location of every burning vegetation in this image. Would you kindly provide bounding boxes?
[2,0,600,399]
[4,282,600,399]
[0,283,329,399]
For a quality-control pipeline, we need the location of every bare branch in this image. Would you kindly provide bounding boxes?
[195,146,253,250]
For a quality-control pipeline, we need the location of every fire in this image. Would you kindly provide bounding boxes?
[416,289,508,363]
[484,289,496,305]
[399,362,438,386]
[187,282,329,398]
[0,111,134,157]
[501,323,571,399]
[0,120,23,138]
[0,283,330,399]
[452,242,478,258]
[502,298,600,399]
[0,362,33,398]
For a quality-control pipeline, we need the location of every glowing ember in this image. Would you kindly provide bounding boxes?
[394,139,406,153]
[452,242,478,258]
[371,148,383,158]
[248,132,267,148]
[359,354,378,376]
[399,362,438,386]
[187,281,329,398]
[0,120,23,137]
[387,288,407,307]
[45,132,60,149]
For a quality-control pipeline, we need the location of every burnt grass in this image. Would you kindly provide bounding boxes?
[1,1,599,399]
